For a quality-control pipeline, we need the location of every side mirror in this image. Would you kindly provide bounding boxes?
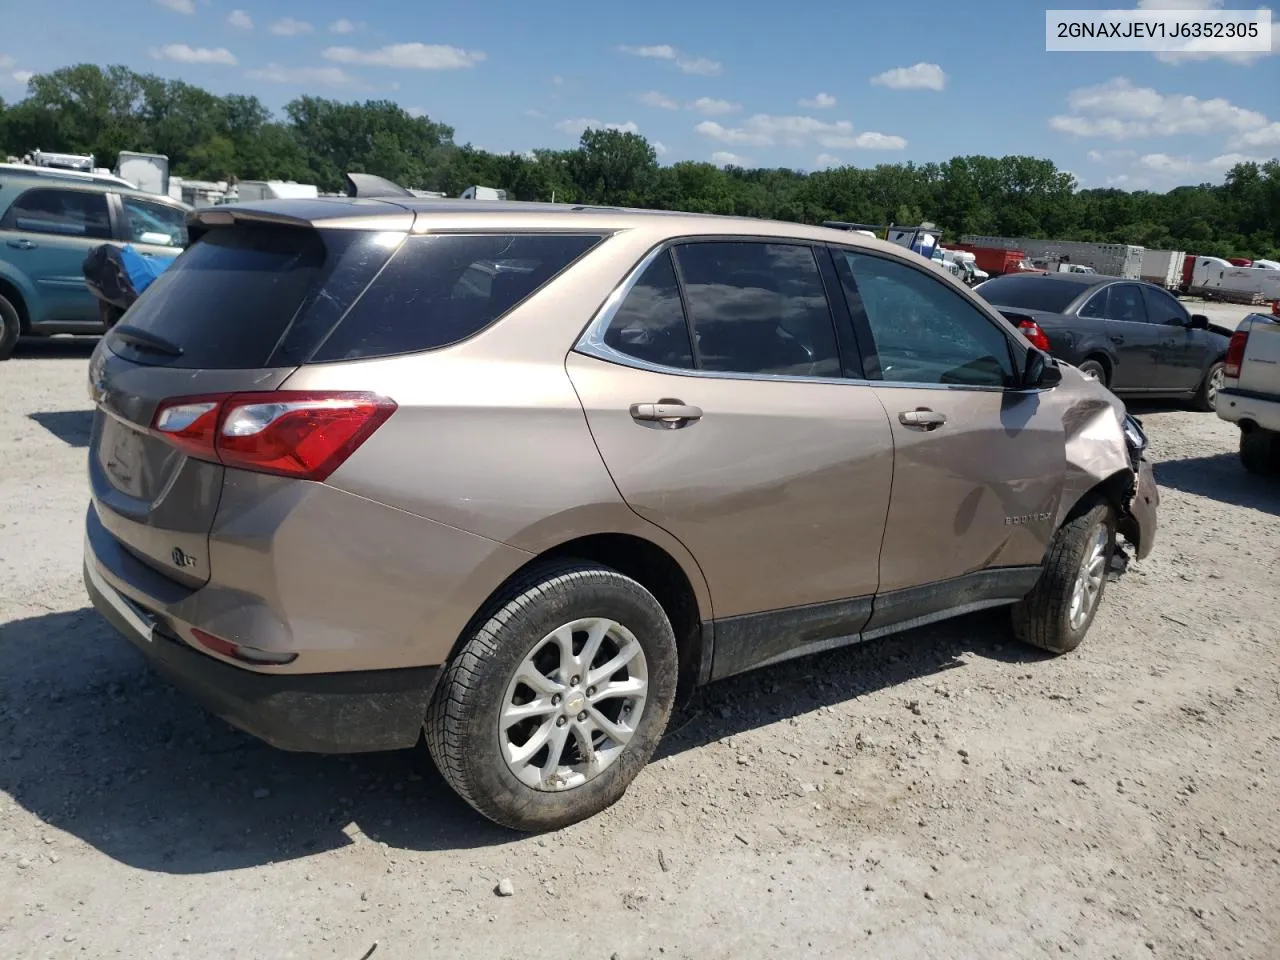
[1024,348,1062,389]
[1189,313,1209,330]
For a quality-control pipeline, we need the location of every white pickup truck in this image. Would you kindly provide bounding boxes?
[1216,312,1280,475]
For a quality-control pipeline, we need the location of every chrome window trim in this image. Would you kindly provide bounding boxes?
[573,236,1030,395]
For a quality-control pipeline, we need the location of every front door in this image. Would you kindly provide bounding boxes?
[1141,283,1209,392]
[0,185,112,325]
[829,246,1066,627]
[568,241,895,676]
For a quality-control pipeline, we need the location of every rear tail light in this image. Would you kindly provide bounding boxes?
[1017,319,1052,352]
[152,391,396,481]
[1224,331,1248,379]
[191,628,298,665]
[1271,299,1279,317]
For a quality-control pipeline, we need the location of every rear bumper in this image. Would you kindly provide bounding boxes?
[84,536,439,754]
[1217,387,1280,433]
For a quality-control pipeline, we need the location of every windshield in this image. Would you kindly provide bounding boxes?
[974,275,1083,312]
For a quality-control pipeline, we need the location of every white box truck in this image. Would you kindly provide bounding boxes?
[1190,256,1280,303]
[960,235,1145,279]
[114,152,170,196]
[1140,249,1186,289]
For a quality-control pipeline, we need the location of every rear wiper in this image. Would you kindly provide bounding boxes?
[111,325,184,358]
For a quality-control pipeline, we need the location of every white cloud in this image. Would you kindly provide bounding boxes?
[329,18,362,34]
[1086,148,1137,162]
[227,9,252,29]
[1049,77,1271,141]
[246,63,363,86]
[688,96,740,115]
[696,113,908,151]
[155,0,194,13]
[870,62,947,91]
[620,44,676,60]
[150,44,238,65]
[639,90,679,110]
[406,106,425,118]
[800,92,837,109]
[1139,152,1197,173]
[269,18,312,36]
[620,43,721,75]
[677,56,722,75]
[815,153,842,167]
[653,141,669,156]
[555,117,641,136]
[822,131,909,150]
[1233,122,1280,148]
[324,43,486,70]
[551,75,564,85]
[524,108,545,118]
[12,70,33,85]
[711,151,750,167]
[0,54,13,69]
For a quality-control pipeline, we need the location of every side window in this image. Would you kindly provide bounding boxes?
[1,188,111,239]
[836,250,1015,388]
[673,241,840,378]
[602,250,694,369]
[1079,289,1108,319]
[121,196,188,247]
[1109,284,1149,324]
[1141,284,1189,326]
[312,233,601,362]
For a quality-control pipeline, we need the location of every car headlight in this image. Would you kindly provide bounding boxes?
[1122,414,1147,458]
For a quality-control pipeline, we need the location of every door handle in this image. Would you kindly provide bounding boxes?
[1110,335,1125,345]
[630,401,703,423]
[898,408,948,430]
[6,238,36,250]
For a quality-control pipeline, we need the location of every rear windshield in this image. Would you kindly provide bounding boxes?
[108,226,602,369]
[974,275,1084,313]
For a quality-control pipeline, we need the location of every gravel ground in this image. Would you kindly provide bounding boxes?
[1,322,1277,960]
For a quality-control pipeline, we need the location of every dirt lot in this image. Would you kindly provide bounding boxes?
[2,322,1278,960]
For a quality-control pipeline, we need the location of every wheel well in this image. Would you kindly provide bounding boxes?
[1066,469,1132,524]
[1082,353,1112,382]
[451,533,706,700]
[0,278,30,332]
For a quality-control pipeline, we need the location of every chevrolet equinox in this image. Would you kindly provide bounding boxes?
[84,199,1158,830]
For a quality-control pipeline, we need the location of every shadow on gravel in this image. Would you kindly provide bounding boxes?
[659,608,1048,760]
[1,605,1043,873]
[11,337,99,360]
[28,410,94,448]
[1155,452,1278,513]
[0,609,511,875]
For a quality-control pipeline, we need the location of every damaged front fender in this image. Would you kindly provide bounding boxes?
[1057,368,1159,560]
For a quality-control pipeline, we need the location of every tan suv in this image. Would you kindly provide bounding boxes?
[83,200,1158,830]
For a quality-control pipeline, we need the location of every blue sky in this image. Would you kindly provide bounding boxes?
[1,0,1277,191]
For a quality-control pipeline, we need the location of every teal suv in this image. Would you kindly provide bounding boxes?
[0,165,190,360]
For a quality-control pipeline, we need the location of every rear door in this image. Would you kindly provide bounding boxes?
[568,240,894,675]
[88,222,401,586]
[1098,283,1162,391]
[0,185,112,325]
[829,246,1066,617]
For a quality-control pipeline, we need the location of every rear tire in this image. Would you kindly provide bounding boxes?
[1240,427,1280,476]
[1012,501,1117,655]
[1077,358,1108,386]
[0,294,20,361]
[1192,361,1225,413]
[425,560,678,832]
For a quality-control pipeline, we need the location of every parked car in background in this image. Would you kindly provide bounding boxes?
[975,272,1233,410]
[83,201,1157,831]
[0,165,189,360]
[1216,313,1280,475]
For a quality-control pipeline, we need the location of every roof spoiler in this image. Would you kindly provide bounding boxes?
[345,172,414,198]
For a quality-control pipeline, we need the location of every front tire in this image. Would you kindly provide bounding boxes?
[1192,361,1225,412]
[0,294,21,361]
[1012,501,1117,654]
[425,560,678,831]
[1077,358,1108,386]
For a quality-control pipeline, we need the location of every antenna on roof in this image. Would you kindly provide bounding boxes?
[345,172,414,198]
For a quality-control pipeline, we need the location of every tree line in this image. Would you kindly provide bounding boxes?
[2,64,1277,261]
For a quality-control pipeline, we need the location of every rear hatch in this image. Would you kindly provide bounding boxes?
[1236,316,1280,396]
[89,213,409,587]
